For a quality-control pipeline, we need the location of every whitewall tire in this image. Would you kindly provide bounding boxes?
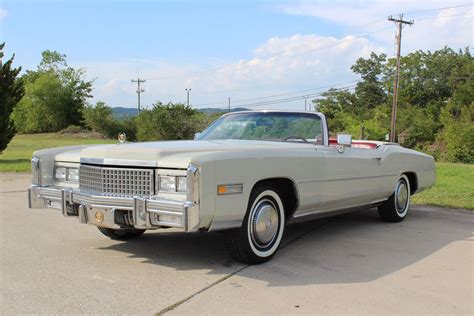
[378,174,411,223]
[224,185,285,264]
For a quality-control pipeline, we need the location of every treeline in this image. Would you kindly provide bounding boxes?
[1,44,472,162]
[0,45,221,145]
[314,47,473,163]
[82,101,221,141]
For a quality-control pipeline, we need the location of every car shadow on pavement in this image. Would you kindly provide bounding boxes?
[98,207,472,286]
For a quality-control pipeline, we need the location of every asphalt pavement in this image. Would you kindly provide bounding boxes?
[1,173,472,315]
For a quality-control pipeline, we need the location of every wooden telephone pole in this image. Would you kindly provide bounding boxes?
[388,14,413,143]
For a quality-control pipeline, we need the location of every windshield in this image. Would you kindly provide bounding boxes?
[198,112,324,144]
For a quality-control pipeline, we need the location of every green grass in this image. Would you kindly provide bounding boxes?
[0,133,114,172]
[412,162,473,210]
[1,134,472,209]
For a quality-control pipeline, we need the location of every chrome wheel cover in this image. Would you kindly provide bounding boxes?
[249,199,279,248]
[395,180,409,215]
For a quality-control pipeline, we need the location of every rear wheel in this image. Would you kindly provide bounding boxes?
[224,185,285,264]
[97,227,146,240]
[378,174,411,223]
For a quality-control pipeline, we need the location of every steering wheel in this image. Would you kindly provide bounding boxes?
[282,135,309,143]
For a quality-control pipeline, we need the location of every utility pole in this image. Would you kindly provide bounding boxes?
[228,97,231,112]
[304,96,307,111]
[131,78,146,114]
[185,88,191,106]
[388,14,413,143]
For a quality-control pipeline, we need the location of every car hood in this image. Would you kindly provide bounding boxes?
[67,139,313,168]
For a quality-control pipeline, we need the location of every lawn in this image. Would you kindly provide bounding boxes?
[411,162,473,210]
[0,133,114,172]
[1,134,472,209]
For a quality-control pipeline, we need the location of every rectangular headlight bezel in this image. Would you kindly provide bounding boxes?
[159,175,177,192]
[155,169,188,194]
[54,163,79,184]
[54,166,67,180]
[67,168,79,182]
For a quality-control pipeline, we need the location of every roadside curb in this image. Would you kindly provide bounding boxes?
[411,204,472,213]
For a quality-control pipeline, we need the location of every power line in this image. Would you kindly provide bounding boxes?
[193,80,360,107]
[145,26,391,82]
[403,3,472,15]
[238,85,358,109]
[142,5,471,83]
[416,11,473,21]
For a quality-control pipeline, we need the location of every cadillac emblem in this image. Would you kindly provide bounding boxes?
[95,211,104,224]
[118,132,126,143]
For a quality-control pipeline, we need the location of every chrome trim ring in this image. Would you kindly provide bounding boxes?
[250,199,279,247]
[246,190,285,258]
[395,179,409,215]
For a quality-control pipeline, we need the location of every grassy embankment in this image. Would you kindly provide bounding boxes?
[411,162,473,209]
[0,133,472,209]
[0,133,114,172]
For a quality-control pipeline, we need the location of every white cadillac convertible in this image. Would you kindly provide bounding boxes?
[29,111,435,264]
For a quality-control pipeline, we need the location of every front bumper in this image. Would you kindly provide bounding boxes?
[28,185,199,231]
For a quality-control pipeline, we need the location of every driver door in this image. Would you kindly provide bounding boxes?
[318,145,383,212]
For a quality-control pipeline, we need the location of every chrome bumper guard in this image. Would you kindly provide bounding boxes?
[28,185,199,231]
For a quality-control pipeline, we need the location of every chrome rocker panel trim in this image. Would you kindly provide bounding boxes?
[28,185,199,232]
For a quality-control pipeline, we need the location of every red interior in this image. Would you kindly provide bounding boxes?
[329,138,378,149]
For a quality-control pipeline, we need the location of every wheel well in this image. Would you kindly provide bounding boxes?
[403,172,418,195]
[251,178,298,220]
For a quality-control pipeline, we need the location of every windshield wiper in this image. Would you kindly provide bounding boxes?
[281,135,309,143]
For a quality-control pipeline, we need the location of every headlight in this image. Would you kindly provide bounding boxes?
[55,167,67,180]
[54,165,79,183]
[158,175,187,193]
[67,168,79,182]
[177,176,187,192]
[159,176,177,192]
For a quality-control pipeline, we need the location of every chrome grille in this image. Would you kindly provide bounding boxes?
[79,165,154,196]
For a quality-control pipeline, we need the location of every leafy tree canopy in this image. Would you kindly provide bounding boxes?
[12,50,93,133]
[0,43,25,153]
[313,46,473,163]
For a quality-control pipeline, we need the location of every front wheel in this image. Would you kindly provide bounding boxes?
[378,174,411,223]
[224,185,285,264]
[97,227,146,240]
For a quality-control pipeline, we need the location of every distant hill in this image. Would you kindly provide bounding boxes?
[111,106,250,118]
[111,107,138,119]
[198,107,250,114]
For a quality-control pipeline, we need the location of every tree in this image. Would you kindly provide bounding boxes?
[0,43,24,153]
[312,47,473,160]
[351,52,388,113]
[135,103,208,141]
[82,101,113,133]
[82,101,137,140]
[12,50,92,133]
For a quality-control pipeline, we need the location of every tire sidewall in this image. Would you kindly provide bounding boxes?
[246,189,285,259]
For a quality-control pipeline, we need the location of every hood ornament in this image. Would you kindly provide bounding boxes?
[118,132,126,143]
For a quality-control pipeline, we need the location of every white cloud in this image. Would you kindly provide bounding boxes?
[279,0,473,52]
[82,33,381,110]
[81,1,472,110]
[0,8,7,19]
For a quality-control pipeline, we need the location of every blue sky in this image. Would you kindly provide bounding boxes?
[1,0,472,110]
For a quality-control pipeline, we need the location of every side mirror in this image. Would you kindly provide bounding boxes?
[194,132,201,140]
[337,134,352,147]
